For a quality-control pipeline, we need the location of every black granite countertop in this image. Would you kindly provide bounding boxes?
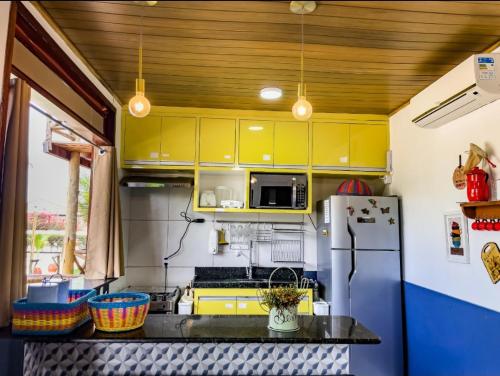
[3,315,380,345]
[192,267,308,288]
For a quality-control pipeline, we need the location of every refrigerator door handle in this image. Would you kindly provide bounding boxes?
[348,225,357,283]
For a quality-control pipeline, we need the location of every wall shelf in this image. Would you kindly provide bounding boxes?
[460,201,500,219]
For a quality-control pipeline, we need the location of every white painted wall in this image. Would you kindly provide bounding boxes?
[390,92,500,312]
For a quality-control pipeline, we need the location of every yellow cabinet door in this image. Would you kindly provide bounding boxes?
[349,124,388,169]
[160,116,196,165]
[274,121,309,167]
[298,296,311,315]
[236,297,267,315]
[196,297,237,314]
[123,115,161,165]
[199,118,236,165]
[238,119,274,166]
[312,122,350,168]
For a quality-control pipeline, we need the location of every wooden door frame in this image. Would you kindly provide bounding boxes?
[0,1,18,187]
[0,1,117,196]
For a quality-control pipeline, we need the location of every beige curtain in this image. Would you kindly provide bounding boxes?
[0,79,30,327]
[85,146,124,279]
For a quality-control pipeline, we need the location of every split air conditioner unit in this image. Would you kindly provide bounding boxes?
[411,53,500,128]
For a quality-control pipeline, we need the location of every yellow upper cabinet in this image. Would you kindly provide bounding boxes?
[123,115,162,165]
[274,121,309,167]
[199,118,236,165]
[160,116,197,165]
[312,122,350,168]
[350,124,388,170]
[238,119,274,166]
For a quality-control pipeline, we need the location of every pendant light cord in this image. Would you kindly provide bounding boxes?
[300,11,304,94]
[139,15,143,80]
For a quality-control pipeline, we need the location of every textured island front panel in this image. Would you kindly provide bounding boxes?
[24,342,349,375]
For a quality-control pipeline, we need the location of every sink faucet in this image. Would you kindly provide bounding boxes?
[246,242,253,280]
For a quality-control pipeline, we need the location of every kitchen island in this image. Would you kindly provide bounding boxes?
[8,314,379,375]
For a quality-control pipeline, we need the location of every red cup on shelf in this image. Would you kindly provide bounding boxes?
[478,220,486,231]
[486,221,494,231]
[472,220,479,231]
[494,221,500,232]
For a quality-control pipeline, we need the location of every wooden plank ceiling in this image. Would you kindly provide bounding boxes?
[39,1,500,114]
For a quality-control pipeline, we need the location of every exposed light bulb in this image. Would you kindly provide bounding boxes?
[128,78,151,118]
[134,101,144,112]
[129,93,151,118]
[292,96,312,121]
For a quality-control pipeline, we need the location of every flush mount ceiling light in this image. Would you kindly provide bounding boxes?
[290,1,315,121]
[128,13,151,117]
[260,87,283,100]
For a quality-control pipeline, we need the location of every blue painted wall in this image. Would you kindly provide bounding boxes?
[404,282,500,376]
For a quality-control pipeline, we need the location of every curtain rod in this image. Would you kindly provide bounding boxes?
[30,103,106,154]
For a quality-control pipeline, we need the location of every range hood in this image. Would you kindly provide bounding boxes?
[120,172,193,188]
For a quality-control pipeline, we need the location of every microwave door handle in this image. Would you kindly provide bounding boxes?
[269,189,277,206]
[292,181,297,208]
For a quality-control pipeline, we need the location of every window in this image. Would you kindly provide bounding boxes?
[26,90,92,278]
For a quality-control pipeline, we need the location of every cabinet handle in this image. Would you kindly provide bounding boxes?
[225,303,234,309]
[238,303,248,309]
[262,154,271,161]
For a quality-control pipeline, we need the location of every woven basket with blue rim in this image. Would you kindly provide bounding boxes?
[88,292,150,332]
[12,289,96,335]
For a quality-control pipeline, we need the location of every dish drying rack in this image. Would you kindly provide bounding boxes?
[270,224,304,263]
[219,221,305,263]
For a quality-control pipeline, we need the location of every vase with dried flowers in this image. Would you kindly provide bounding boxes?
[260,268,305,332]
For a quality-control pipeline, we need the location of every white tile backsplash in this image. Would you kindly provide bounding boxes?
[129,188,170,221]
[127,220,168,267]
[213,247,249,267]
[123,182,328,287]
[126,266,195,288]
[166,221,213,267]
[168,187,195,220]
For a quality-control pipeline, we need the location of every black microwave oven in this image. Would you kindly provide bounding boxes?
[249,173,307,209]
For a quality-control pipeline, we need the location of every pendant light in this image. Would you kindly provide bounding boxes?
[128,15,151,118]
[290,1,315,121]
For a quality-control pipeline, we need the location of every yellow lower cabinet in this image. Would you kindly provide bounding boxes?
[195,288,313,315]
[349,123,388,170]
[236,297,267,315]
[298,294,312,315]
[196,297,237,315]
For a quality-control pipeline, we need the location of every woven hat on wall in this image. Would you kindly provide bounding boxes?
[336,179,372,196]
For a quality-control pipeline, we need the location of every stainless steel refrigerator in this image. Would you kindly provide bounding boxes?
[317,195,403,376]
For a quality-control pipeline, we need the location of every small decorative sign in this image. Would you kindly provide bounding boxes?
[444,212,470,263]
[481,242,500,284]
